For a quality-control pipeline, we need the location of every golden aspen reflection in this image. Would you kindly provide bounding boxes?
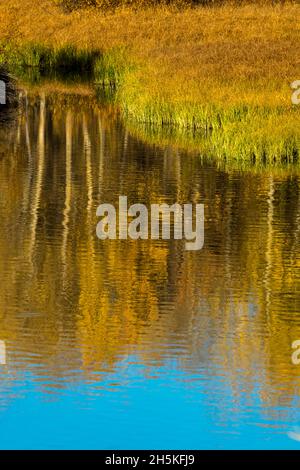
[0,91,299,416]
[61,110,73,280]
[28,93,45,263]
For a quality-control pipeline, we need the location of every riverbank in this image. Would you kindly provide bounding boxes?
[0,1,300,164]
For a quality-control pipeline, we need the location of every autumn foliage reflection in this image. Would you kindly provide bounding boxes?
[0,91,300,416]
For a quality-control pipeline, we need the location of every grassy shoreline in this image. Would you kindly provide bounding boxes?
[1,1,300,164]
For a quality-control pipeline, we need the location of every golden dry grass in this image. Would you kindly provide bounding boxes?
[1,1,298,80]
[1,0,300,162]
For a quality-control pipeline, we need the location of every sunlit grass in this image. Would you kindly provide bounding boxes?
[0,0,300,164]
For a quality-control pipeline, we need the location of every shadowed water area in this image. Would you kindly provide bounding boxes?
[0,88,300,449]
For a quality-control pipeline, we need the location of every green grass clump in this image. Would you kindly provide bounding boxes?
[2,39,300,167]
[0,42,98,76]
[124,108,300,166]
[119,75,300,165]
[93,46,133,87]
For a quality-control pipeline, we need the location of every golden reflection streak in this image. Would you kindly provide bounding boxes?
[28,93,45,263]
[22,91,33,214]
[83,114,93,215]
[264,175,274,325]
[61,110,73,281]
[98,111,104,199]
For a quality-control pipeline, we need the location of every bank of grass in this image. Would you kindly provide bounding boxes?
[0,42,100,84]
[125,115,300,173]
[0,0,300,164]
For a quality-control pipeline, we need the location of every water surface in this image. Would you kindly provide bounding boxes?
[0,89,300,449]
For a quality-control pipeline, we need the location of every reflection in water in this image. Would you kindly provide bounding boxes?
[288,429,300,442]
[0,91,300,449]
[0,341,5,365]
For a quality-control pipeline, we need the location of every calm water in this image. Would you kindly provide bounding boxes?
[0,89,300,449]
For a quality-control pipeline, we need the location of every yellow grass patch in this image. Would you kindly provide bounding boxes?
[0,1,300,162]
